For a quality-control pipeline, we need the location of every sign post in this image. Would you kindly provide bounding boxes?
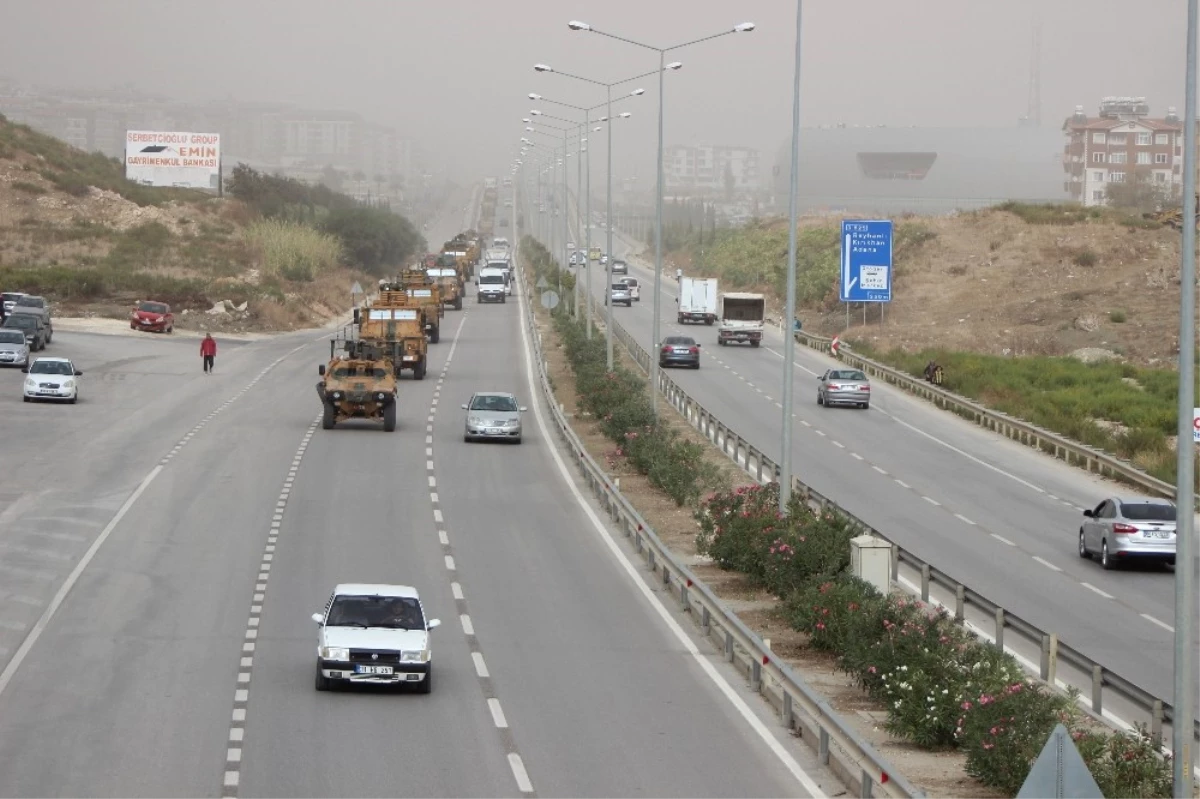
[839,220,894,331]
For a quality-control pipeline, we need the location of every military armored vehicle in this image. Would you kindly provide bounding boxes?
[316,338,399,431]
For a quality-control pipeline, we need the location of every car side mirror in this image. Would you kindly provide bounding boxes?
[20,367,28,373]
[426,619,441,630]
[75,370,83,376]
[318,364,326,376]
[311,613,324,625]
[520,406,527,412]
[1083,509,1094,518]
[461,403,468,410]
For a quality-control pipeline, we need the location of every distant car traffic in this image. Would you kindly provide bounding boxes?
[659,335,700,369]
[817,369,871,409]
[0,329,30,367]
[605,283,632,307]
[610,259,627,275]
[22,356,82,403]
[463,391,526,443]
[130,300,174,333]
[1079,496,1177,569]
[312,584,441,692]
[1,313,49,350]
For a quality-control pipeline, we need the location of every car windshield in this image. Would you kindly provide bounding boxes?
[471,394,517,412]
[830,370,867,381]
[1120,502,1176,521]
[327,595,424,629]
[29,360,74,375]
[138,302,168,314]
[0,331,24,344]
[480,274,504,284]
[3,316,34,329]
[664,337,695,346]
[331,366,388,379]
[15,296,42,307]
[612,284,627,292]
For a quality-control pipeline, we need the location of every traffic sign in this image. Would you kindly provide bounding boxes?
[536,276,550,290]
[839,220,893,303]
[1193,408,1200,443]
[540,290,560,310]
[350,281,364,295]
[1016,724,1101,798]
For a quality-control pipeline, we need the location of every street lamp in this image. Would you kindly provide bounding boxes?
[568,18,754,415]
[779,2,804,511]
[525,85,643,341]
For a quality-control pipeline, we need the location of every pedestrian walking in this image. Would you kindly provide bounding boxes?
[200,333,217,374]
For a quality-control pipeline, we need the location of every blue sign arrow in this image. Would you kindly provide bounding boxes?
[839,220,893,303]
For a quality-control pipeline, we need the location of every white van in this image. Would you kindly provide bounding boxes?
[477,268,508,303]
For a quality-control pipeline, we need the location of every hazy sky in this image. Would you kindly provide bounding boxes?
[0,0,1185,183]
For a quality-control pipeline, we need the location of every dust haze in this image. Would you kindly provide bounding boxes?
[0,0,1185,188]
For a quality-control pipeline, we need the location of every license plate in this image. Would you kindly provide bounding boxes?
[1144,530,1170,538]
[354,664,394,675]
[37,391,57,396]
[674,348,689,354]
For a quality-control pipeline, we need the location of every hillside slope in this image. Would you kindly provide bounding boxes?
[656,203,1183,366]
[0,115,388,333]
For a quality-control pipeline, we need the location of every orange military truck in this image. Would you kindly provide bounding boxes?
[354,291,429,380]
[393,271,447,341]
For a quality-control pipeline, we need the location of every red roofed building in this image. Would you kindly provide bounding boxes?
[1062,97,1184,206]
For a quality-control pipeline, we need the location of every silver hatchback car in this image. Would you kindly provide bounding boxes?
[1079,496,1176,569]
[463,391,527,444]
[817,369,871,409]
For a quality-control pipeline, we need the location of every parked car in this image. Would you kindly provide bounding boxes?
[659,335,700,368]
[605,283,632,307]
[462,391,526,443]
[817,368,871,409]
[1079,496,1177,569]
[1,314,49,350]
[312,583,441,692]
[22,356,82,403]
[0,329,30,367]
[620,277,640,300]
[130,300,175,333]
[610,258,627,275]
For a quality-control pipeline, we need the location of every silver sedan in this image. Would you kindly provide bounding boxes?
[463,391,526,444]
[817,369,871,409]
[1079,496,1176,569]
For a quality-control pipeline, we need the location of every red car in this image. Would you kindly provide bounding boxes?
[130,300,174,333]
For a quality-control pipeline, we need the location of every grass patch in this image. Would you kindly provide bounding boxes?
[1109,309,1128,323]
[1071,247,1099,267]
[995,201,1105,225]
[243,219,342,283]
[851,344,1181,481]
[11,180,45,195]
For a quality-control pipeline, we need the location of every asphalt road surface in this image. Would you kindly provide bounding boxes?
[0,195,834,797]
[567,209,1196,717]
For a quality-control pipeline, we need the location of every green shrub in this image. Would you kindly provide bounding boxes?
[11,180,44,195]
[1109,309,1127,323]
[1071,248,1099,267]
[996,201,1103,225]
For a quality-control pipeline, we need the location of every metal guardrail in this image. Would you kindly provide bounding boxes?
[604,315,1200,756]
[787,329,1181,500]
[518,263,924,799]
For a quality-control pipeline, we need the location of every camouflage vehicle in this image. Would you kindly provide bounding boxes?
[354,300,428,380]
[425,266,463,311]
[385,273,446,341]
[316,338,398,431]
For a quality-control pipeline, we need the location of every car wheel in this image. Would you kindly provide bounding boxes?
[692,362,700,369]
[382,402,397,432]
[464,434,472,443]
[22,395,30,403]
[315,661,331,691]
[416,666,433,694]
[860,402,870,409]
[322,403,336,430]
[513,436,522,445]
[1100,540,1114,570]
[167,325,174,334]
[1078,529,1090,559]
[817,392,824,406]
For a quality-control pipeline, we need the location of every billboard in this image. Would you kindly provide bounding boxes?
[124,130,221,190]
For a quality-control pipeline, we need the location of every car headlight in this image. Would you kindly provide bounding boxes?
[401,650,430,662]
[320,646,350,661]
[376,392,386,401]
[331,391,343,400]
[63,380,74,389]
[25,378,35,388]
[469,416,485,425]
[505,419,518,427]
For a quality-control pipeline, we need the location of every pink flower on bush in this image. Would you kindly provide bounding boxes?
[961,701,972,710]
[867,665,877,674]
[815,622,826,631]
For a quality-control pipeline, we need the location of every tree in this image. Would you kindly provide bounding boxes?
[1106,167,1173,213]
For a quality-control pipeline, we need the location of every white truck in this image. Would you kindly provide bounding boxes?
[717,293,765,347]
[677,276,718,325]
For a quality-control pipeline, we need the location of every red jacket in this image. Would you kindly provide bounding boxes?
[200,337,217,357]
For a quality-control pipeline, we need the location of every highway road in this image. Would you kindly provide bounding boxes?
[563,211,1196,716]
[0,192,834,797]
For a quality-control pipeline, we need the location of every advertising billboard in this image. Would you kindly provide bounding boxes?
[124,130,221,190]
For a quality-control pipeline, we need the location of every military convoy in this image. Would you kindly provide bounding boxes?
[317,338,400,431]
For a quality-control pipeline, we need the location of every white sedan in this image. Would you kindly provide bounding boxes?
[313,583,441,692]
[22,356,82,403]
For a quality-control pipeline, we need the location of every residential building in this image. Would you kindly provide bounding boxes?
[1061,97,1183,206]
[666,143,759,194]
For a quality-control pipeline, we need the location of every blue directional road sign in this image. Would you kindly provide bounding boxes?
[839,220,893,303]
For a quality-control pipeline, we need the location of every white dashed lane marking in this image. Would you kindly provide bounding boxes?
[222,414,320,798]
[1032,556,1062,572]
[1080,582,1113,599]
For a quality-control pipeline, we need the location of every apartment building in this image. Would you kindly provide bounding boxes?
[1062,97,1183,206]
[666,143,759,193]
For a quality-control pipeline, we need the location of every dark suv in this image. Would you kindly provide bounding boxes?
[1,313,48,351]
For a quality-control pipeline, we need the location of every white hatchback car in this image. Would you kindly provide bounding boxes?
[312,584,441,692]
[22,356,82,403]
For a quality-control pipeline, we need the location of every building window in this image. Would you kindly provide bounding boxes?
[1091,152,1107,163]
[1156,133,1169,145]
[1136,132,1151,146]
[1092,131,1107,144]
[1093,171,1104,182]
[1109,172,1126,183]
[1136,151,1152,165]
[1109,152,1127,164]
[1108,133,1127,145]
[1155,153,1169,164]
[1155,172,1168,183]
[1092,190,1105,202]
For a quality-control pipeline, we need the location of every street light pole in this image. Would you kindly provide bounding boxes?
[1172,2,1197,794]
[607,83,616,370]
[779,1,803,511]
[585,122,594,339]
[649,50,665,412]
[562,131,570,312]
[577,114,586,324]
